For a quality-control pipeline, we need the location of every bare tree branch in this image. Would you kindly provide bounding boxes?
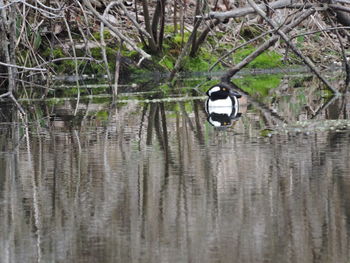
[221,8,315,82]
[82,0,151,59]
[246,0,340,95]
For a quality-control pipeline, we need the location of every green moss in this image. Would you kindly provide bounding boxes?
[91,97,111,104]
[96,110,109,121]
[182,47,222,72]
[86,62,106,74]
[296,36,305,48]
[159,55,175,70]
[260,128,274,137]
[235,75,282,97]
[240,25,263,40]
[91,86,110,95]
[90,47,103,59]
[53,59,76,74]
[92,30,112,41]
[159,84,171,94]
[173,33,190,45]
[33,33,42,51]
[46,98,64,106]
[183,57,209,71]
[42,47,65,58]
[164,25,176,34]
[233,46,283,69]
[121,49,139,58]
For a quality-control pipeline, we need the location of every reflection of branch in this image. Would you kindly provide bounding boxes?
[154,106,165,150]
[193,100,205,145]
[25,122,42,262]
[73,130,82,208]
[232,84,288,125]
[146,103,157,145]
[179,102,195,130]
[138,105,148,151]
[160,103,169,157]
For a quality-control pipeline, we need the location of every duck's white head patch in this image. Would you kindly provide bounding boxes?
[209,117,222,127]
[207,86,221,96]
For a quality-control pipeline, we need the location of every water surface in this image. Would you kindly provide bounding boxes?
[1,80,350,263]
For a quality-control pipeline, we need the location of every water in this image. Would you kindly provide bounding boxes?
[1,84,350,262]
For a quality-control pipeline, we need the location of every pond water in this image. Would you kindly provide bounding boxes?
[1,76,350,263]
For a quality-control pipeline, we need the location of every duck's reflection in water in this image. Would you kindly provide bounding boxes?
[205,83,242,127]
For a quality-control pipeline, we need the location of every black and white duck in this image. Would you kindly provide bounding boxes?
[205,84,242,127]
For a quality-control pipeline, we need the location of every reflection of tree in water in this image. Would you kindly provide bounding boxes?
[1,99,350,262]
